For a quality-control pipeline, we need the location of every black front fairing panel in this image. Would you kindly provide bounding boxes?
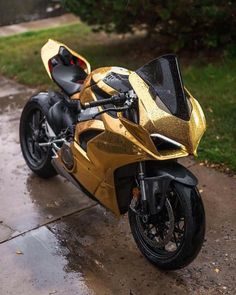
[103,72,131,93]
[136,54,190,121]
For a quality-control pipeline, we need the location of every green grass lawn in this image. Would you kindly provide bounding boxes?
[0,23,235,172]
[184,61,236,172]
[0,23,145,88]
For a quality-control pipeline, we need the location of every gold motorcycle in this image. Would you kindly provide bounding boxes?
[20,39,206,270]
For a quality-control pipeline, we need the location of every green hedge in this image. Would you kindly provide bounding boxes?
[62,0,236,51]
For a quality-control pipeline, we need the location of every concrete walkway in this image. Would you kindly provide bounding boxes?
[0,13,79,37]
[0,76,235,294]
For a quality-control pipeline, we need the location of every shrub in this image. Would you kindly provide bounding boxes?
[62,0,236,51]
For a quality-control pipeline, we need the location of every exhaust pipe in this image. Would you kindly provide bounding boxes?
[51,158,82,190]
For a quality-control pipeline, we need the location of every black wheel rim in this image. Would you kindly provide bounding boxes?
[24,108,49,167]
[135,187,186,258]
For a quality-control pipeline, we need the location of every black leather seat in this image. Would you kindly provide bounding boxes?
[52,64,87,96]
[50,46,88,96]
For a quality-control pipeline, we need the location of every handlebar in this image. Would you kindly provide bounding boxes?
[82,93,127,109]
[67,91,137,118]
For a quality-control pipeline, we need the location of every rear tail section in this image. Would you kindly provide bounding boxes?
[41,39,91,79]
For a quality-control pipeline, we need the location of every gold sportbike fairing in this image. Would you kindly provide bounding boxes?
[41,40,206,216]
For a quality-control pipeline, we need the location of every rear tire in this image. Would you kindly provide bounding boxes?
[128,182,205,270]
[20,100,57,178]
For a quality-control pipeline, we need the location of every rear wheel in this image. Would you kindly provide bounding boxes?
[20,100,57,178]
[128,182,205,270]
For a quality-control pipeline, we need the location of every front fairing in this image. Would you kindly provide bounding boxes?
[128,71,206,157]
[68,56,205,216]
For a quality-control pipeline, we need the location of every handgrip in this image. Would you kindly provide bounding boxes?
[82,93,126,109]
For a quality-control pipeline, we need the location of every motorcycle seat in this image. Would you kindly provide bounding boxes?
[51,64,87,96]
[50,46,88,96]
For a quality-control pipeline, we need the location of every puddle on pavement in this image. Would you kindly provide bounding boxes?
[0,201,234,295]
[0,204,190,295]
[0,226,93,295]
[0,92,94,240]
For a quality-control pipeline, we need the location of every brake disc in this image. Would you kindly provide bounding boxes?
[136,198,175,249]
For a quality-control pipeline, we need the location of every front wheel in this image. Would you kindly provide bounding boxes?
[128,182,205,270]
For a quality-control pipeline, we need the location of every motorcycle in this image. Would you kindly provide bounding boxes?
[20,39,206,270]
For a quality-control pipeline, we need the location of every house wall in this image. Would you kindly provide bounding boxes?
[0,0,65,26]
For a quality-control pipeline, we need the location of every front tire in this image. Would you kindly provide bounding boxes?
[20,100,57,178]
[128,182,205,270]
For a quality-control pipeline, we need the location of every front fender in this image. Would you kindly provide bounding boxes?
[147,161,198,186]
[144,161,198,215]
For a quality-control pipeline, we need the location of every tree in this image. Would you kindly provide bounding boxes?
[62,0,236,50]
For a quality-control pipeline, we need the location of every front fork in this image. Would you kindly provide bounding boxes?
[130,162,151,219]
[131,161,170,218]
[130,162,148,219]
[138,162,148,210]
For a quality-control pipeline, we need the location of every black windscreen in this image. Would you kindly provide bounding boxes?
[136,54,190,121]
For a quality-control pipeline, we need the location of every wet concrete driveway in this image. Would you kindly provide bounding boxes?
[0,77,235,294]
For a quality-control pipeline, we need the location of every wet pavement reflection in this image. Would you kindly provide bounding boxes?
[0,89,95,240]
[0,226,93,295]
